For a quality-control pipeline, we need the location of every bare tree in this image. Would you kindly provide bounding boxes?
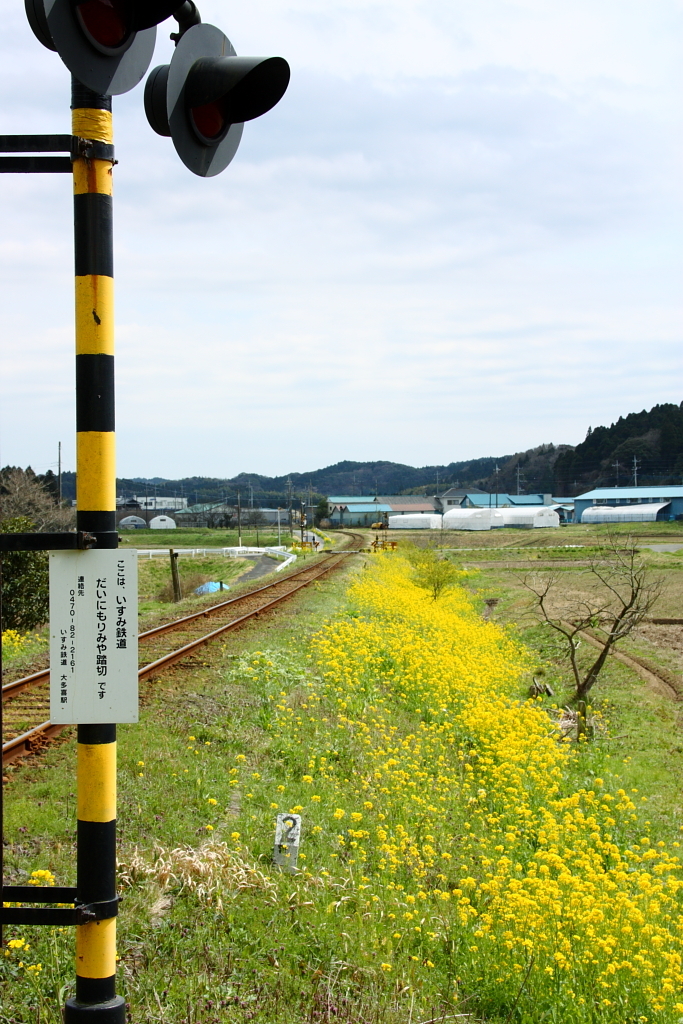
[243,508,267,546]
[0,466,75,532]
[521,535,662,701]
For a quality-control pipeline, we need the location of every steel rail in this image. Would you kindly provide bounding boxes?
[2,549,356,701]
[138,553,348,678]
[2,539,362,766]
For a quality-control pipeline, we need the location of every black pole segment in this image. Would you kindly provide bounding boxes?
[74,197,114,277]
[76,355,115,431]
[71,81,112,112]
[0,532,96,552]
[0,135,71,152]
[0,156,72,172]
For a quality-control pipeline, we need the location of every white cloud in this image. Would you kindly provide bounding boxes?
[0,1,681,477]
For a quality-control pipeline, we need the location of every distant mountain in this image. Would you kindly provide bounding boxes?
[115,458,512,507]
[554,402,683,494]
[33,400,683,506]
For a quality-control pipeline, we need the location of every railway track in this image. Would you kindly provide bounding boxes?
[2,534,363,767]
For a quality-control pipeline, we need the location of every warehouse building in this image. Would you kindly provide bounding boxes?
[575,486,683,523]
[327,495,437,527]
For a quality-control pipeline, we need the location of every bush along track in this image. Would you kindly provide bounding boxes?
[4,553,683,1023]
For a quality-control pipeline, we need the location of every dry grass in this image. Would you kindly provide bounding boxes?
[118,840,276,909]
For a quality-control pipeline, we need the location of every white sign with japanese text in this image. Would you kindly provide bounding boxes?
[49,550,138,723]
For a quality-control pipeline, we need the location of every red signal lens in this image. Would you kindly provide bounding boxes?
[190,101,228,142]
[76,0,130,50]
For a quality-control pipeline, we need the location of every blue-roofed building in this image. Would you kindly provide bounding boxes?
[574,486,683,523]
[328,501,393,527]
[459,493,554,508]
[327,495,438,526]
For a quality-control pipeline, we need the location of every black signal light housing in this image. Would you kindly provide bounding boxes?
[25,0,185,95]
[144,23,290,177]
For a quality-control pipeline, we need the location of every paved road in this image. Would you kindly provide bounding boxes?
[641,544,683,553]
[239,555,279,581]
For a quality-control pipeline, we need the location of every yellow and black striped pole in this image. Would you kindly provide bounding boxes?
[65,78,124,1024]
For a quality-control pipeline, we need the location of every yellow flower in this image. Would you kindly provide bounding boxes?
[333,809,345,820]
[302,775,313,783]
[207,798,217,805]
[205,824,214,831]
[380,963,392,972]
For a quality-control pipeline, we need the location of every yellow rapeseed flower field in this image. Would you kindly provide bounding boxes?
[258,553,683,1022]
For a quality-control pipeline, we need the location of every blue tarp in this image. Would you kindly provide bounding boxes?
[194,581,229,595]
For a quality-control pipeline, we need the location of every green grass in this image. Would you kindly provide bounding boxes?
[137,552,253,613]
[4,550,683,1022]
[119,528,290,550]
[372,519,683,551]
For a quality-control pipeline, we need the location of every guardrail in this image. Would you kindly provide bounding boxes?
[135,546,291,559]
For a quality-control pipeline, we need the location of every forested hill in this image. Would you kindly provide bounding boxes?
[114,457,511,507]
[28,401,683,504]
[554,402,683,493]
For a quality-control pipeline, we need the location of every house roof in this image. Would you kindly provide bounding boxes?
[576,486,683,501]
[441,487,485,496]
[176,501,230,514]
[389,502,436,512]
[327,496,377,504]
[508,494,546,505]
[464,493,515,506]
[334,503,392,514]
[328,495,437,509]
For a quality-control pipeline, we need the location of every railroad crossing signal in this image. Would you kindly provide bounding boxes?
[1,2,290,1021]
[25,0,291,174]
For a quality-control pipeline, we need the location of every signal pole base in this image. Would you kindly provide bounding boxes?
[64,995,126,1022]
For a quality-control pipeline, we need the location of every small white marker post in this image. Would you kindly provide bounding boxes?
[273,812,301,872]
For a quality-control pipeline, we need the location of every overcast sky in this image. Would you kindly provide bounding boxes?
[0,0,681,479]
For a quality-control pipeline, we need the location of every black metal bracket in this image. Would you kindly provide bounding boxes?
[0,532,96,552]
[72,137,116,163]
[0,886,120,926]
[0,134,115,173]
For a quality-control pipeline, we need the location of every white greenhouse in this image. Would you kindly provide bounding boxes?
[119,515,146,529]
[149,515,176,529]
[442,508,503,531]
[581,503,669,524]
[500,507,560,529]
[388,513,443,529]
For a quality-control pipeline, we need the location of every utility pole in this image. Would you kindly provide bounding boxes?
[237,491,242,547]
[495,464,500,507]
[633,455,640,487]
[612,460,620,486]
[277,507,282,546]
[516,464,521,496]
[58,440,62,504]
[287,477,293,537]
